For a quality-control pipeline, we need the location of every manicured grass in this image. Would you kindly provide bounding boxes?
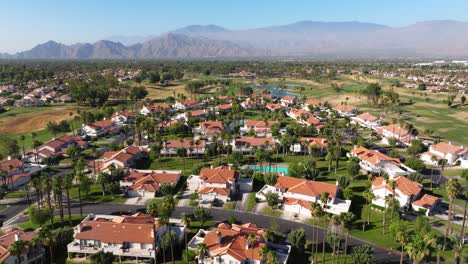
[18,214,84,231]
[246,193,257,212]
[3,190,27,199]
[443,169,466,177]
[68,184,126,204]
[0,204,6,211]
[223,201,237,210]
[262,206,282,217]
[150,157,205,176]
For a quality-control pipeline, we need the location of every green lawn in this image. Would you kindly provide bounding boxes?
[68,184,126,204]
[223,201,237,210]
[246,193,257,212]
[19,214,84,231]
[3,190,27,199]
[262,206,283,217]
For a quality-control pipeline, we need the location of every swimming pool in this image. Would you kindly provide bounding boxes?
[249,165,288,174]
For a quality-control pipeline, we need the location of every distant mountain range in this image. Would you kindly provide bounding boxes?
[2,20,468,59]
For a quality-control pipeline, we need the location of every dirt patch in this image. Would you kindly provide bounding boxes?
[449,111,468,122]
[0,106,76,134]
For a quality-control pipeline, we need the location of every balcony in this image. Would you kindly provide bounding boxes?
[67,243,156,258]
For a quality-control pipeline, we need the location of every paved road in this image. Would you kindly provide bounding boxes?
[9,203,404,263]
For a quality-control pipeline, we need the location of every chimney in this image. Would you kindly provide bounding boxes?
[7,156,12,161]
[449,141,452,145]
[210,165,214,169]
[216,231,221,243]
[245,238,250,249]
[14,234,19,241]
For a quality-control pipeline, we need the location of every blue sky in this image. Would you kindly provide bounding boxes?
[1,0,468,53]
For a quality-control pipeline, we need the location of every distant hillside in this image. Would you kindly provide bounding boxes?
[5,20,468,58]
[9,34,264,59]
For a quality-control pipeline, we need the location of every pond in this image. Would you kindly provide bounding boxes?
[249,84,298,98]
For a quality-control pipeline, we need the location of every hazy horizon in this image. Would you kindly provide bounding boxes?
[2,0,468,53]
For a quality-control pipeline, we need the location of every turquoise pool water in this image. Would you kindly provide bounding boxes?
[249,165,288,174]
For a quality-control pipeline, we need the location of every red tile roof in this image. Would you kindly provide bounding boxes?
[164,140,206,149]
[0,159,24,173]
[235,137,275,147]
[203,223,266,262]
[198,186,230,196]
[431,142,467,155]
[351,146,400,166]
[124,170,180,192]
[372,176,422,196]
[335,105,356,112]
[0,228,37,261]
[355,112,378,122]
[75,214,157,244]
[245,120,278,128]
[275,175,337,198]
[412,194,439,208]
[200,166,238,184]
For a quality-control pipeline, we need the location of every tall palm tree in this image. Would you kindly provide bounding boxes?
[19,135,26,161]
[181,213,191,264]
[362,190,375,231]
[430,155,437,190]
[63,173,74,225]
[159,196,176,264]
[259,247,270,264]
[340,212,355,264]
[392,221,410,264]
[320,192,330,264]
[445,178,461,249]
[9,240,28,264]
[39,227,55,262]
[406,234,430,264]
[310,202,323,263]
[196,243,208,264]
[41,175,54,224]
[388,180,397,226]
[52,176,64,223]
[31,132,38,164]
[329,214,341,264]
[437,159,448,186]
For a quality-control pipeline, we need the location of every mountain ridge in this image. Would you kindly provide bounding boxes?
[3,20,468,59]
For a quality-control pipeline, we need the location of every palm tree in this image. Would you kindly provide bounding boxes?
[196,243,208,264]
[63,173,74,225]
[445,178,461,249]
[19,135,26,161]
[181,213,191,264]
[9,240,28,264]
[388,180,397,226]
[320,192,330,264]
[340,212,355,264]
[31,132,38,164]
[329,214,341,263]
[259,247,270,264]
[310,202,323,263]
[362,190,375,231]
[437,159,448,186]
[406,234,430,264]
[247,233,256,262]
[392,221,410,264]
[41,175,54,224]
[159,196,176,264]
[39,227,55,262]
[430,155,437,190]
[53,176,64,223]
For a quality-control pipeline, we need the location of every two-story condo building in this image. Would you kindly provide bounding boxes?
[334,105,357,117]
[349,146,414,178]
[0,227,44,264]
[256,176,351,216]
[120,169,181,198]
[187,166,242,203]
[140,103,172,116]
[173,99,200,110]
[188,222,290,264]
[302,99,324,111]
[81,119,120,137]
[371,176,439,216]
[160,140,206,156]
[378,124,415,146]
[67,213,184,262]
[34,135,88,162]
[421,142,468,167]
[351,112,381,129]
[90,146,148,174]
[290,137,329,154]
[280,96,296,107]
[231,137,276,154]
[241,120,279,137]
[111,111,135,125]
